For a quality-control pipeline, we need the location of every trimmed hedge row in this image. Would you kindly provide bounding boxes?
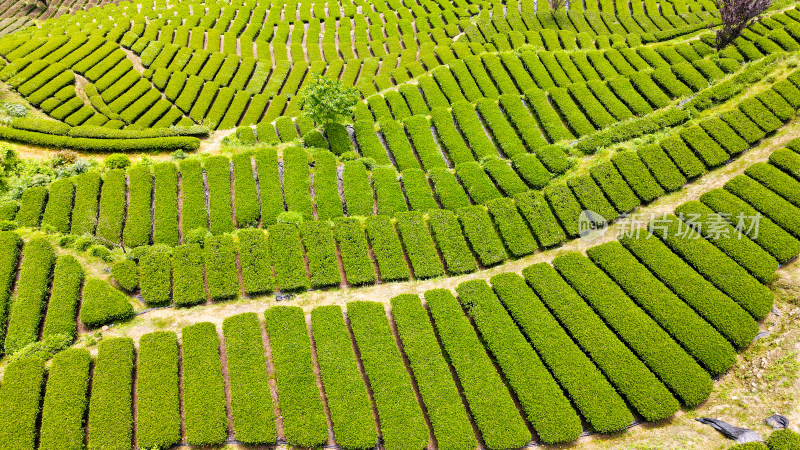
[124,164,153,247]
[490,273,633,433]
[268,224,309,292]
[15,186,47,228]
[179,159,209,233]
[514,191,567,248]
[333,218,376,286]
[523,263,680,421]
[301,221,341,288]
[486,197,537,257]
[372,166,408,216]
[342,161,374,216]
[587,241,737,375]
[391,295,477,450]
[456,280,583,444]
[233,153,260,228]
[222,313,276,444]
[310,306,378,449]
[312,151,344,220]
[675,200,779,284]
[0,232,21,352]
[205,234,240,301]
[458,205,507,267]
[87,337,135,450]
[553,252,713,406]
[205,156,235,235]
[139,249,172,306]
[427,209,477,275]
[0,125,201,152]
[5,238,55,354]
[71,171,101,236]
[263,306,328,447]
[396,211,444,279]
[650,213,774,320]
[283,147,314,219]
[347,301,429,450]
[0,357,46,450]
[619,232,759,349]
[95,169,126,244]
[39,348,92,450]
[41,255,84,341]
[153,162,180,246]
[365,216,410,282]
[79,279,135,329]
[137,331,181,450]
[173,244,207,306]
[182,322,228,445]
[424,289,531,448]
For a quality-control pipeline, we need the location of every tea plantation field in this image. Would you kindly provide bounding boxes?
[0,0,799,448]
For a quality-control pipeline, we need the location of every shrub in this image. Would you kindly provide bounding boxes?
[5,238,55,354]
[490,273,634,433]
[588,241,737,375]
[95,169,126,244]
[523,262,681,420]
[405,115,447,169]
[513,191,567,248]
[123,164,153,247]
[346,301,429,450]
[676,200,778,284]
[680,125,729,168]
[87,338,135,450]
[310,306,378,449]
[222,313,276,444]
[372,166,408,216]
[80,279,134,329]
[485,157,535,195]
[660,135,706,179]
[263,306,328,447]
[726,175,800,240]
[424,289,531,448]
[767,429,800,450]
[104,153,130,170]
[390,296,477,450]
[136,331,181,449]
[237,229,274,296]
[254,148,285,225]
[636,143,687,193]
[38,349,92,450]
[589,160,639,213]
[0,232,21,351]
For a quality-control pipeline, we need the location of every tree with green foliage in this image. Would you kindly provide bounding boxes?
[298,74,360,130]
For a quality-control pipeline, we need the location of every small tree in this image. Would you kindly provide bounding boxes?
[549,0,566,10]
[298,73,359,130]
[715,0,771,50]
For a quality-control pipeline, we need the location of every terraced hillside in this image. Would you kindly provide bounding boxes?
[0,0,799,448]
